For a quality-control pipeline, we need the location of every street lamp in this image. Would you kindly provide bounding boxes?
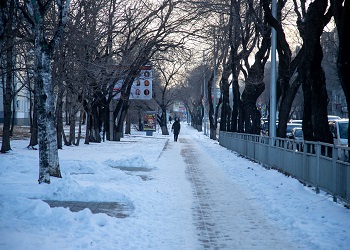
[269,0,277,141]
[213,28,218,120]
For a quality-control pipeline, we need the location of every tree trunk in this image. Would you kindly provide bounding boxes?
[1,3,15,153]
[77,89,86,145]
[84,109,91,145]
[125,114,131,134]
[207,72,217,139]
[92,104,101,142]
[301,65,314,141]
[75,107,84,146]
[277,78,301,138]
[35,46,61,183]
[242,83,265,134]
[220,63,231,132]
[27,0,70,183]
[299,0,333,143]
[276,51,304,138]
[160,106,169,135]
[115,107,127,141]
[28,92,38,149]
[69,112,76,145]
[56,92,64,149]
[10,96,15,137]
[263,0,303,138]
[138,112,143,131]
[231,76,243,133]
[241,21,270,135]
[1,44,13,153]
[113,66,139,141]
[229,0,243,133]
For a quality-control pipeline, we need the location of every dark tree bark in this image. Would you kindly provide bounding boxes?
[84,104,91,145]
[220,58,232,132]
[92,101,102,142]
[113,65,140,141]
[1,37,14,153]
[241,17,271,135]
[75,105,85,146]
[242,83,265,134]
[69,109,76,144]
[229,0,243,133]
[160,106,169,135]
[298,0,333,143]
[125,113,131,135]
[28,88,39,149]
[207,71,217,139]
[0,0,15,153]
[263,0,303,138]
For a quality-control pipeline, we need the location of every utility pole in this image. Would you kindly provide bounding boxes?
[269,0,277,142]
[203,50,207,136]
[213,28,217,119]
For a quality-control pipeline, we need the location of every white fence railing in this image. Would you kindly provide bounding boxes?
[219,131,350,204]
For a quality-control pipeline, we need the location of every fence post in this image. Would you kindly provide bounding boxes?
[303,143,306,183]
[316,143,320,194]
[332,146,337,202]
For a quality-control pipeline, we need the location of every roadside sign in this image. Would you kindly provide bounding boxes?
[144,112,157,131]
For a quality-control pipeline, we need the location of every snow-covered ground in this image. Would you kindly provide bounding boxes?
[0,123,349,249]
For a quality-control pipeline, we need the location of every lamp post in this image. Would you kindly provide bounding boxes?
[203,50,207,136]
[269,0,277,142]
[213,29,217,120]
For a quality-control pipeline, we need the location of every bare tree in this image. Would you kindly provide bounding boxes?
[18,0,71,183]
[179,65,205,131]
[262,0,304,138]
[1,0,16,153]
[295,0,333,143]
[228,0,244,133]
[110,0,199,141]
[153,51,188,135]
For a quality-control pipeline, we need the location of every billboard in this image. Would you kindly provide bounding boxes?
[113,67,153,100]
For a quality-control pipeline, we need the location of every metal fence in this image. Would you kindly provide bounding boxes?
[219,131,350,204]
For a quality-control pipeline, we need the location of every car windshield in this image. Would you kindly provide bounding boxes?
[286,124,302,133]
[338,122,348,139]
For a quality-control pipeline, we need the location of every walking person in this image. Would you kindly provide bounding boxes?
[169,115,172,124]
[171,117,181,142]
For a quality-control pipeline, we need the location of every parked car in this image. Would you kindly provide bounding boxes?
[261,120,269,135]
[289,119,302,124]
[289,127,303,140]
[285,123,302,138]
[329,119,349,146]
[328,115,341,121]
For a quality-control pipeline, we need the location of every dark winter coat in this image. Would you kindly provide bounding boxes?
[172,121,181,135]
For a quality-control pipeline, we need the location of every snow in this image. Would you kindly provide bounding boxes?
[1,123,350,249]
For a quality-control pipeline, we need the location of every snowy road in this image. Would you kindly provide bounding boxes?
[162,126,304,249]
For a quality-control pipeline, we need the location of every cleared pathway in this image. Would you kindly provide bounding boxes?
[165,126,303,249]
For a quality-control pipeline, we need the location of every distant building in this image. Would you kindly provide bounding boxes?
[0,54,31,126]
